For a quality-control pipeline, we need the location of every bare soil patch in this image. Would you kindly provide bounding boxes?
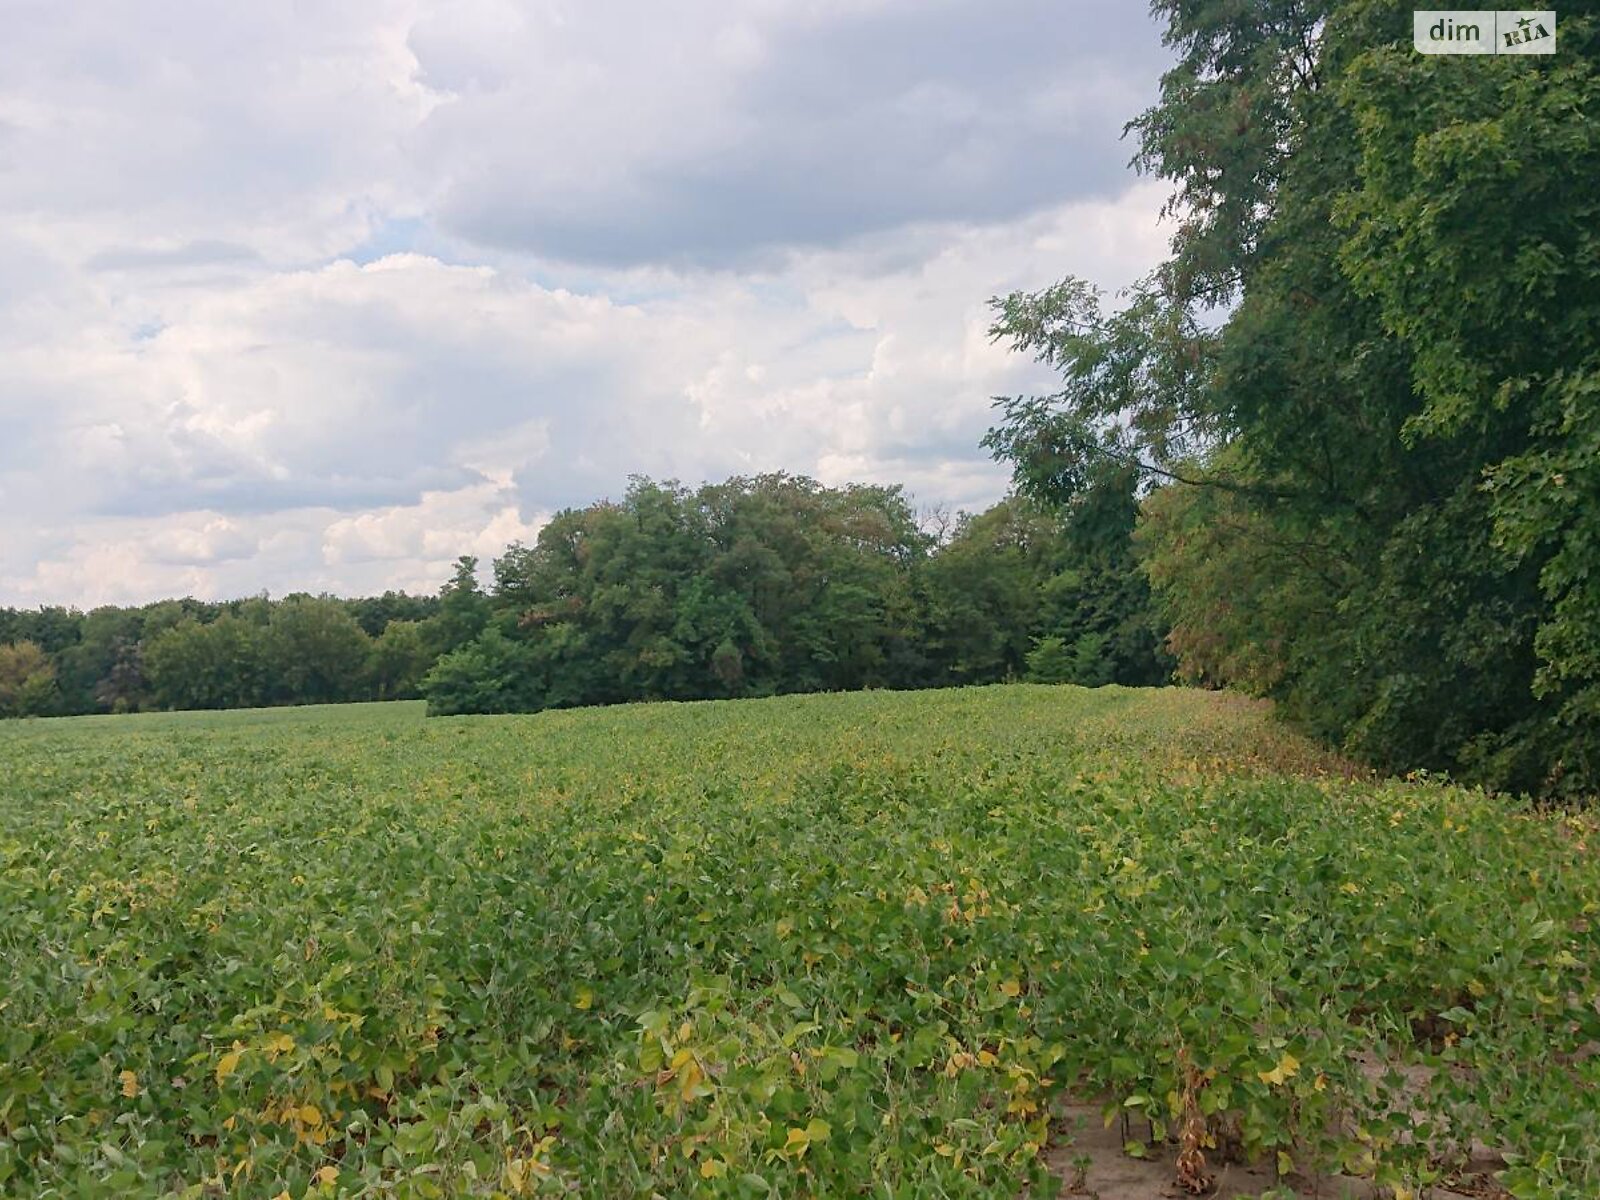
[1045,1096,1505,1200]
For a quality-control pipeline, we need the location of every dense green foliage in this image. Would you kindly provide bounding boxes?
[0,640,56,717]
[0,591,445,717]
[3,688,1596,1198]
[422,474,1166,715]
[985,1,1600,796]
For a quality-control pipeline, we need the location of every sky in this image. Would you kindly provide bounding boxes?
[0,0,1176,608]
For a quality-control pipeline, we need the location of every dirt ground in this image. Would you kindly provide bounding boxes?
[1044,1099,1499,1200]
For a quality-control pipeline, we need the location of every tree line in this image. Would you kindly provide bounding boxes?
[0,473,1168,720]
[0,589,445,716]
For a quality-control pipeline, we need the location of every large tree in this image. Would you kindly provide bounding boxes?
[144,615,270,711]
[264,595,374,705]
[986,1,1599,794]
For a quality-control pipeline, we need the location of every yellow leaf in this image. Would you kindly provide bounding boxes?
[699,1158,724,1178]
[1257,1051,1300,1086]
[574,987,593,1010]
[299,1104,323,1127]
[119,1069,140,1098]
[216,1049,243,1086]
[265,1033,296,1056]
[678,1059,704,1101]
[999,978,1021,998]
[315,1165,339,1186]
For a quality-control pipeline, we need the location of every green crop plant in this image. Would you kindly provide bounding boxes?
[1,687,1595,1198]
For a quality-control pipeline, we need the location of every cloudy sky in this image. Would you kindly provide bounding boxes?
[0,0,1174,607]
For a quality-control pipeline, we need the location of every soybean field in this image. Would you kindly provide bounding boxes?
[2,686,1596,1199]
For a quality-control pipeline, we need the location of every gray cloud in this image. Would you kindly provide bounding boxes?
[99,469,489,521]
[85,240,260,272]
[419,0,1165,267]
